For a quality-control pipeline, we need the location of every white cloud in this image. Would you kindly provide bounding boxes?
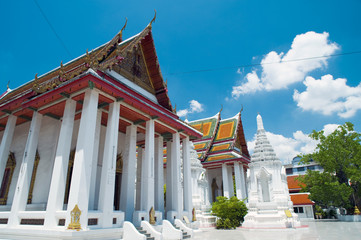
[177,100,204,118]
[232,31,339,98]
[247,124,339,164]
[293,74,361,118]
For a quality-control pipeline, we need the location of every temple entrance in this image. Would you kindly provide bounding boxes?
[211,178,219,202]
[114,153,123,210]
[64,150,75,204]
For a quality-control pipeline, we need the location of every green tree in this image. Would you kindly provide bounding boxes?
[211,196,247,229]
[298,122,361,213]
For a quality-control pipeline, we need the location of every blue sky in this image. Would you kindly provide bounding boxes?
[1,0,360,163]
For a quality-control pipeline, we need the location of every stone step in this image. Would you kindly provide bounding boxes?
[135,226,152,239]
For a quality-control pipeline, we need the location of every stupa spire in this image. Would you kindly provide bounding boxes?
[252,114,279,163]
[257,113,264,131]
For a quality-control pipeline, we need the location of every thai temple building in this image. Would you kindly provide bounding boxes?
[242,114,301,228]
[187,112,250,204]
[0,19,204,239]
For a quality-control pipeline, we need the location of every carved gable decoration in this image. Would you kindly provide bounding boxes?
[112,43,154,94]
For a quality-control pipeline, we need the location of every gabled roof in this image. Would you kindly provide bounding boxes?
[188,111,250,167]
[0,21,172,115]
[188,112,220,160]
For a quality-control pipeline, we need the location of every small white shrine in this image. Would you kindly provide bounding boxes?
[242,114,301,229]
[189,142,210,210]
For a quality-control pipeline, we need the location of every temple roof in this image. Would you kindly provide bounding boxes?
[188,111,250,167]
[0,20,172,114]
[0,20,202,140]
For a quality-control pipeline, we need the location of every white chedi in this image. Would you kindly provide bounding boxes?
[242,114,301,229]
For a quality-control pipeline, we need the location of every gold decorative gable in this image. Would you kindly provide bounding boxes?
[112,43,154,94]
[27,151,40,204]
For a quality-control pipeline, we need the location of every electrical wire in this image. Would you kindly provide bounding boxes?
[33,0,73,58]
[165,50,361,76]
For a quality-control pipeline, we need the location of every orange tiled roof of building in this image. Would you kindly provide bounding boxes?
[290,193,314,205]
[287,175,306,190]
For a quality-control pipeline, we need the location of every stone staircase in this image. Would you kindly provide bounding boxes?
[136,226,155,240]
[196,206,217,227]
[173,224,191,239]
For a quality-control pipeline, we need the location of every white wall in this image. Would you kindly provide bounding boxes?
[7,121,31,205]
[31,116,61,204]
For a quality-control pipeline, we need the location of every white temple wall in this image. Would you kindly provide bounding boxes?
[31,116,61,205]
[6,121,31,205]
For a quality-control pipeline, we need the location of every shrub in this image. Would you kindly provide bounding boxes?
[211,196,247,229]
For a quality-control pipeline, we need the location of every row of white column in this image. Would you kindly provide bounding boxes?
[0,88,193,229]
[221,162,247,200]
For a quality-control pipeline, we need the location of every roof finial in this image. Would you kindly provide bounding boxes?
[240,104,243,113]
[119,17,128,38]
[6,80,10,90]
[219,104,223,113]
[148,9,157,28]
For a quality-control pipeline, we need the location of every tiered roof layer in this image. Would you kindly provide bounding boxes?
[188,111,250,167]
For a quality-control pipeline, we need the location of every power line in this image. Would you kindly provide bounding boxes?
[165,50,361,76]
[33,0,73,58]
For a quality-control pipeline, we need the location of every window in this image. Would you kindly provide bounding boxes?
[293,207,304,213]
[308,166,315,170]
[0,152,16,205]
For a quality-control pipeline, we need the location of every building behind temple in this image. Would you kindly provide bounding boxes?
[284,156,323,219]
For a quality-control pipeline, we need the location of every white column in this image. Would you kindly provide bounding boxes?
[227,165,234,198]
[89,110,102,210]
[154,136,164,214]
[120,124,137,221]
[234,162,247,200]
[140,119,155,214]
[171,132,182,218]
[44,99,76,228]
[165,141,172,215]
[98,102,120,227]
[65,89,99,230]
[0,114,17,185]
[8,111,43,226]
[135,147,143,211]
[182,137,192,220]
[222,163,230,198]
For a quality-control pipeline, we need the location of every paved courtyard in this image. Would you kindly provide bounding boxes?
[193,220,361,240]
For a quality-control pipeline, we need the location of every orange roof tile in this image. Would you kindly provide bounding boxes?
[290,194,314,205]
[287,175,306,190]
